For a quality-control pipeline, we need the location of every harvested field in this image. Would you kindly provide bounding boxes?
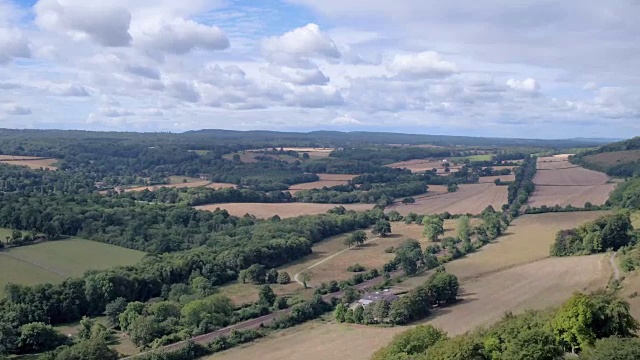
[478,174,516,183]
[387,159,460,174]
[405,211,609,285]
[583,150,640,166]
[0,239,145,291]
[386,183,507,216]
[211,254,610,360]
[204,182,236,189]
[0,156,58,170]
[194,202,373,219]
[529,156,614,207]
[288,174,357,194]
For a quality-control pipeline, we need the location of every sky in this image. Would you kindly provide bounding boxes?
[0,0,639,138]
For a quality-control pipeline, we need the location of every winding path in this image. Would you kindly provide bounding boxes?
[293,236,381,287]
[610,251,620,281]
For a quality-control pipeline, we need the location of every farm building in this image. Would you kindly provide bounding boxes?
[357,290,399,307]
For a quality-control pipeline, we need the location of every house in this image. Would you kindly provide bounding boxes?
[357,289,399,307]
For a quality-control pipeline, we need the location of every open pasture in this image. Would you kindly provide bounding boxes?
[194,202,373,219]
[528,156,614,207]
[123,176,236,192]
[288,174,357,194]
[0,239,145,291]
[0,155,58,170]
[387,183,507,216]
[211,254,609,360]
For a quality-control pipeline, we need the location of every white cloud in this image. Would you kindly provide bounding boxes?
[35,0,132,47]
[267,65,330,85]
[506,78,540,93]
[388,51,458,79]
[126,65,162,80]
[262,23,340,60]
[0,28,30,63]
[49,83,90,96]
[331,114,361,125]
[286,86,344,108]
[134,18,229,55]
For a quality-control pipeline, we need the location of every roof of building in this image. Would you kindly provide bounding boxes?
[358,289,399,304]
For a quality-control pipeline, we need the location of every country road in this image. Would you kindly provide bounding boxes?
[293,236,381,286]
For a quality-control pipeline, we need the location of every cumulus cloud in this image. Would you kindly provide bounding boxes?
[331,114,362,125]
[0,28,30,63]
[166,80,200,103]
[262,23,340,60]
[506,78,540,93]
[286,86,344,108]
[35,0,132,47]
[268,65,330,85]
[388,51,458,79]
[126,65,162,80]
[49,83,90,96]
[135,18,229,55]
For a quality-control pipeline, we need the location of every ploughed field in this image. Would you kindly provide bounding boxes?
[194,202,373,219]
[583,149,640,167]
[0,239,145,291]
[0,155,58,170]
[386,183,508,216]
[528,155,615,207]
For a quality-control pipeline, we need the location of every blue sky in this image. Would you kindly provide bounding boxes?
[0,0,639,138]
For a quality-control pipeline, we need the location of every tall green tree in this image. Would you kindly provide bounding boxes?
[422,216,444,241]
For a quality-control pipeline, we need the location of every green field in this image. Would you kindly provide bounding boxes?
[451,154,493,162]
[0,227,12,242]
[0,238,145,291]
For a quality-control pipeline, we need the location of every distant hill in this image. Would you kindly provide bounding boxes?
[570,136,640,177]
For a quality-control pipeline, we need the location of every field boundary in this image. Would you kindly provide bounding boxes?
[0,250,68,277]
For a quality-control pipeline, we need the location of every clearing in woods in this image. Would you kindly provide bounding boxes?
[194,202,373,219]
[123,176,235,192]
[528,155,615,207]
[288,174,358,194]
[386,183,507,216]
[0,155,58,170]
[217,220,466,304]
[210,254,610,360]
[0,239,145,291]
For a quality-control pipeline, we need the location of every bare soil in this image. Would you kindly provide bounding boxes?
[387,183,508,216]
[288,174,357,194]
[478,174,516,183]
[0,156,58,170]
[194,203,373,219]
[583,150,640,166]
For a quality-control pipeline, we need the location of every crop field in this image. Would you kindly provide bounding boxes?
[478,174,516,183]
[288,174,358,194]
[405,211,609,285]
[194,202,373,219]
[223,152,301,163]
[583,150,640,166]
[211,254,610,360]
[386,183,507,216]
[123,176,235,192]
[386,159,460,174]
[0,239,145,290]
[0,155,58,170]
[281,147,334,157]
[528,155,614,207]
